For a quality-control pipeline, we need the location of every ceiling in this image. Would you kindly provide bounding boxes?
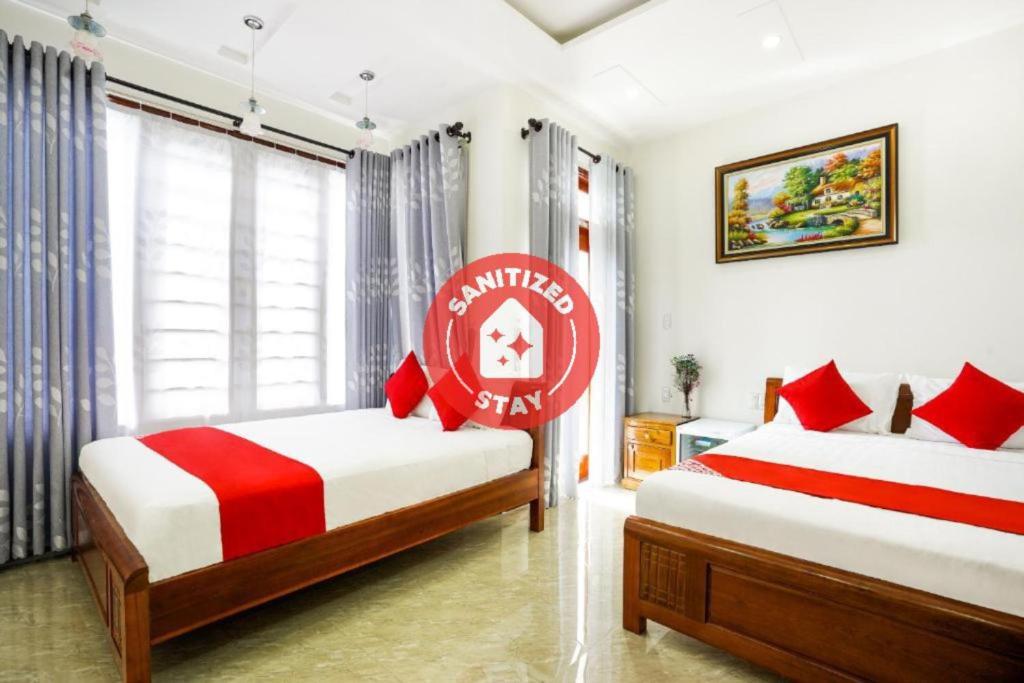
[17,0,1024,143]
[504,0,652,43]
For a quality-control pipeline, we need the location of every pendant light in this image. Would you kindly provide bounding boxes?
[67,0,106,64]
[355,70,377,150]
[239,15,266,137]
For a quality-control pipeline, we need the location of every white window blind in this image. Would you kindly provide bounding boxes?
[107,105,346,432]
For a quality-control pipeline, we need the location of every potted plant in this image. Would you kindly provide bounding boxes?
[671,354,702,418]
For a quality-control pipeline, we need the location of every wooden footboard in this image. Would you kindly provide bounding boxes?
[72,425,544,682]
[623,516,1024,682]
[71,475,151,682]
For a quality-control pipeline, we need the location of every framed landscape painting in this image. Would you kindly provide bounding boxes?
[715,124,897,263]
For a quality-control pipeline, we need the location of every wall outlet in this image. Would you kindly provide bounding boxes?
[750,391,763,410]
[661,386,673,403]
[662,313,672,330]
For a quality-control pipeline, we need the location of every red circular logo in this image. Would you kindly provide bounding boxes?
[423,253,599,429]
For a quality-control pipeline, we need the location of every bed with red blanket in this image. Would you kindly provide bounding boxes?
[623,378,1024,681]
[72,408,543,682]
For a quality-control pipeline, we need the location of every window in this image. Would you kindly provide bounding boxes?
[108,104,346,432]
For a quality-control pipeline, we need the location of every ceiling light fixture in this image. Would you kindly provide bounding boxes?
[761,34,782,50]
[67,0,106,63]
[239,15,266,137]
[355,70,377,150]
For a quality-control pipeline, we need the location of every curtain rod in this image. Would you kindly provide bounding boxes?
[434,121,472,143]
[519,118,601,164]
[106,75,356,159]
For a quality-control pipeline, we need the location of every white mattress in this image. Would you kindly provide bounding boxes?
[637,422,1024,617]
[79,409,533,581]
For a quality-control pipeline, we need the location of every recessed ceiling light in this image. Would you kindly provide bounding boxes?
[762,34,782,49]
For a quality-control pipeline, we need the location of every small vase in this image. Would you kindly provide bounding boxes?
[683,393,693,419]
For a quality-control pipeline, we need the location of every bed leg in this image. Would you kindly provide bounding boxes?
[624,609,647,634]
[529,498,544,532]
[623,520,647,634]
[120,584,152,683]
[528,426,545,533]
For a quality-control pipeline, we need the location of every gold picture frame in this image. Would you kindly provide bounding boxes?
[715,124,898,263]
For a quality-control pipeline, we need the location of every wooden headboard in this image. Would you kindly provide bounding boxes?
[764,377,914,434]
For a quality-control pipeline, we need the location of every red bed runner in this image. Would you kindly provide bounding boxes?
[675,454,1024,535]
[139,427,326,560]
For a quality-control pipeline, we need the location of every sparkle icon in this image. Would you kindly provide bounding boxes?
[507,332,533,359]
[488,329,503,343]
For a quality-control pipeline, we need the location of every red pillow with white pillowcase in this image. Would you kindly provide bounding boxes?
[911,363,1024,451]
[384,352,429,418]
[777,360,873,432]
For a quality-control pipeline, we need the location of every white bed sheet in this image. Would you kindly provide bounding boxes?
[636,422,1024,617]
[79,409,532,581]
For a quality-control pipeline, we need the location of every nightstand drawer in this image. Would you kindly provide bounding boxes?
[629,443,673,477]
[625,426,672,447]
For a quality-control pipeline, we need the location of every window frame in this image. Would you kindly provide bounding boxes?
[107,101,348,433]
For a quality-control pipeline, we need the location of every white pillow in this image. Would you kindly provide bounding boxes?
[774,365,901,434]
[412,364,438,419]
[905,374,1024,449]
[409,394,435,419]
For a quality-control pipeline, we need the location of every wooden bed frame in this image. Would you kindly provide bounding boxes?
[623,378,1024,681]
[72,425,544,682]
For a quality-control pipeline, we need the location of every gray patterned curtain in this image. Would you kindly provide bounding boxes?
[390,126,467,356]
[344,149,395,408]
[0,33,116,564]
[587,158,636,486]
[527,119,578,507]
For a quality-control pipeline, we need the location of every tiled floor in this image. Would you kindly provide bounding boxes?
[0,487,776,681]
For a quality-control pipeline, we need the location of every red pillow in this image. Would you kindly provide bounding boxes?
[384,352,428,418]
[778,360,872,432]
[427,355,484,431]
[912,363,1024,450]
[428,371,471,431]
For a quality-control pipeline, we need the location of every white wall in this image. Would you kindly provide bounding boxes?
[1,0,371,150]
[631,24,1024,423]
[395,84,628,260]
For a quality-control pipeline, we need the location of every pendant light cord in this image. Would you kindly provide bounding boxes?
[249,25,256,100]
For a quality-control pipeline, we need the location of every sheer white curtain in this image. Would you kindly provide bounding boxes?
[587,158,636,486]
[107,105,346,433]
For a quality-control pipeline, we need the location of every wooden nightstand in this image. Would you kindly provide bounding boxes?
[622,413,693,490]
